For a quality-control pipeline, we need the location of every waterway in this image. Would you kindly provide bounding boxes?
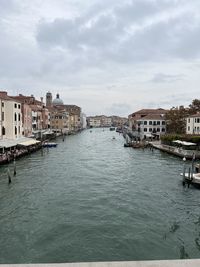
[0,128,200,263]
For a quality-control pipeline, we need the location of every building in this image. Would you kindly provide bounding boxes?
[186,113,200,134]
[46,91,52,107]
[49,106,70,134]
[0,91,23,139]
[87,116,101,127]
[128,108,168,140]
[137,114,166,139]
[12,94,50,133]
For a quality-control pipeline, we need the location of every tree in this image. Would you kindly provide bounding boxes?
[165,106,189,134]
[189,99,200,114]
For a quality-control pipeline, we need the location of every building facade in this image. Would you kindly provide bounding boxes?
[186,113,200,134]
[0,91,23,139]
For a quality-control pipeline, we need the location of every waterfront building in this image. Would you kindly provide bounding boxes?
[128,108,168,140]
[0,91,23,139]
[49,106,70,134]
[111,116,128,127]
[47,92,82,132]
[101,116,112,127]
[12,94,50,132]
[186,113,200,134]
[88,116,101,127]
[137,114,166,140]
[10,95,32,137]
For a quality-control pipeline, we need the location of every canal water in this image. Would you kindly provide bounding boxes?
[0,128,200,263]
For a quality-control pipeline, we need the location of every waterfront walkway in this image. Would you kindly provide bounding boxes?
[1,260,200,267]
[151,141,200,159]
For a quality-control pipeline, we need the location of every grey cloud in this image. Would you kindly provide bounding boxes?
[107,103,132,116]
[36,0,200,68]
[151,73,185,83]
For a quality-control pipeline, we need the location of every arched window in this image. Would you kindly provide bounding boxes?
[15,126,17,135]
[14,113,17,121]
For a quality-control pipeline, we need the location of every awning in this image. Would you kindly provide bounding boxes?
[173,140,196,146]
[0,137,40,148]
[0,140,18,148]
[17,139,40,146]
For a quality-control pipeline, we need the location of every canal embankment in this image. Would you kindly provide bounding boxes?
[150,141,200,159]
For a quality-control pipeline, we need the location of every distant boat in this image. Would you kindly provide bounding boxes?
[110,127,115,131]
[43,142,58,148]
[112,136,116,140]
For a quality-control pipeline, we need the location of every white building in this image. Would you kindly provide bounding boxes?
[0,91,23,139]
[88,117,101,127]
[101,116,112,127]
[137,114,166,140]
[186,113,200,134]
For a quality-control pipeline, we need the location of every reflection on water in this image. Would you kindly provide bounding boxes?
[0,128,200,263]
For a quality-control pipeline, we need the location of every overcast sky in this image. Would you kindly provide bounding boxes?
[0,0,200,116]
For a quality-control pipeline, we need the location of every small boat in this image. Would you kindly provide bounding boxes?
[112,136,116,140]
[43,142,58,148]
[110,127,115,131]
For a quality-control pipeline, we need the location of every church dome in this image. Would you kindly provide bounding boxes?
[52,93,64,105]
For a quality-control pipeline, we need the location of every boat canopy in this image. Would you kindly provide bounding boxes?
[173,140,196,146]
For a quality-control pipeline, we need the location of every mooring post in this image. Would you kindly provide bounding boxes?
[7,168,11,184]
[13,159,16,176]
[182,157,186,186]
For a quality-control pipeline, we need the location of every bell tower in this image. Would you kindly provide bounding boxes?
[46,91,52,107]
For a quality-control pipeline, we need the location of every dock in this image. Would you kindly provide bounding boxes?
[150,141,200,159]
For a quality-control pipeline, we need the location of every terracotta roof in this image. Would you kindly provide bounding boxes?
[0,92,21,102]
[188,113,200,118]
[139,114,166,120]
[130,108,168,117]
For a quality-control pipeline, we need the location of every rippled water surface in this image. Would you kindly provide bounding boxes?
[1,128,200,263]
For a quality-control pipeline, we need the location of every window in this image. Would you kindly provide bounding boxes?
[162,128,165,132]
[2,112,4,121]
[18,104,20,109]
[149,121,152,125]
[15,126,17,135]
[144,128,147,132]
[14,103,17,108]
[144,121,147,125]
[2,102,4,107]
[18,113,21,121]
[14,113,17,121]
[197,118,200,123]
[2,127,5,135]
[162,121,165,125]
[157,121,160,125]
[18,126,20,134]
[188,126,190,131]
[149,128,152,132]
[157,128,160,132]
[188,118,190,123]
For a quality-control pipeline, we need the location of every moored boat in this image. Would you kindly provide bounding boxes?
[43,142,58,148]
